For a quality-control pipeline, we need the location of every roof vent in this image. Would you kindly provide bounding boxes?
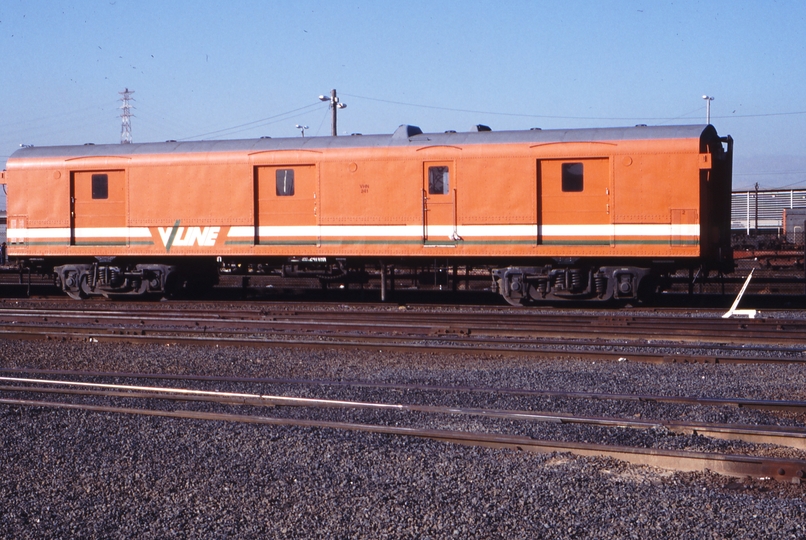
[530,127,542,131]
[635,124,648,127]
[393,124,423,139]
[470,124,491,132]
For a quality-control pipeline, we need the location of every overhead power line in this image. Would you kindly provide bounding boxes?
[735,170,806,176]
[0,100,120,130]
[341,92,806,122]
[179,102,322,141]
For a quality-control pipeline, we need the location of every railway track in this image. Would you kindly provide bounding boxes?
[0,303,803,364]
[2,302,805,486]
[1,368,805,482]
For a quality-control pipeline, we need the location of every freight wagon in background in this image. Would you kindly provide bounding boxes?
[731,189,806,238]
[0,124,733,304]
[783,209,806,244]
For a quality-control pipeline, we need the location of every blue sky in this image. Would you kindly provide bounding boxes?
[1,0,805,196]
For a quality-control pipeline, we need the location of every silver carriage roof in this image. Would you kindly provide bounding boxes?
[9,124,716,161]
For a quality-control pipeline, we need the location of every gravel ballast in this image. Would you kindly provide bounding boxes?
[2,338,806,539]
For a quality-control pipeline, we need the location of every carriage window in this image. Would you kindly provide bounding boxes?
[428,166,450,195]
[561,163,583,192]
[91,174,109,199]
[275,169,295,196]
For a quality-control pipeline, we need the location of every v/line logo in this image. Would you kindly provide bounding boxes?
[157,221,220,251]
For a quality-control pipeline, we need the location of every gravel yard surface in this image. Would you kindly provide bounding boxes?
[2,338,806,539]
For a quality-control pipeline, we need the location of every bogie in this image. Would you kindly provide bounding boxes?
[55,262,182,298]
[493,265,652,305]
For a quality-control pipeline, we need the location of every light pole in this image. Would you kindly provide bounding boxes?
[702,95,714,124]
[295,124,309,137]
[319,89,346,136]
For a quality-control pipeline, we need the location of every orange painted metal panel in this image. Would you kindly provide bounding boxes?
[458,156,535,224]
[70,170,126,246]
[18,168,70,227]
[613,153,700,223]
[71,171,126,225]
[423,161,455,243]
[4,128,724,263]
[318,159,421,225]
[539,158,611,226]
[127,160,253,226]
[255,165,317,245]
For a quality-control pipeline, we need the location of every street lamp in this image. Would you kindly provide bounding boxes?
[702,95,714,124]
[295,124,309,137]
[319,89,346,136]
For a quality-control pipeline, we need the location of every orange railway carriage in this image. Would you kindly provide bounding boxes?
[1,124,733,303]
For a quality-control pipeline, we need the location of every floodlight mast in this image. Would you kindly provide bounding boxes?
[702,95,714,124]
[318,89,346,136]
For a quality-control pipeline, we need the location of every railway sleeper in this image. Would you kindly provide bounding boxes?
[493,265,652,305]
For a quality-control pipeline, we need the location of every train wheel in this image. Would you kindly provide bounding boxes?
[502,294,525,307]
[79,274,95,298]
[64,287,86,300]
[497,278,527,306]
[61,270,89,300]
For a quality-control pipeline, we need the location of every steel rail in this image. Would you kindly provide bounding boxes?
[4,367,806,413]
[0,307,804,345]
[16,306,806,337]
[1,395,803,482]
[0,325,802,365]
[1,309,803,360]
[5,311,804,355]
[4,378,806,451]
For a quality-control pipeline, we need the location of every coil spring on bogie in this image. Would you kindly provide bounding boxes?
[553,273,565,291]
[110,267,122,286]
[569,269,584,291]
[594,274,607,296]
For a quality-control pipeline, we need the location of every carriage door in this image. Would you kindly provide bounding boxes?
[422,162,456,244]
[254,165,317,245]
[70,170,126,246]
[537,159,612,245]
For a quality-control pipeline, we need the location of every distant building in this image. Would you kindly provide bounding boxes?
[732,189,806,233]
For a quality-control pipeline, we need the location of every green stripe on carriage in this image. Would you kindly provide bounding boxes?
[539,240,613,246]
[618,239,700,246]
[13,241,69,246]
[256,240,320,246]
[321,239,422,245]
[229,238,698,247]
[460,240,537,245]
[19,241,156,246]
[71,241,128,246]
